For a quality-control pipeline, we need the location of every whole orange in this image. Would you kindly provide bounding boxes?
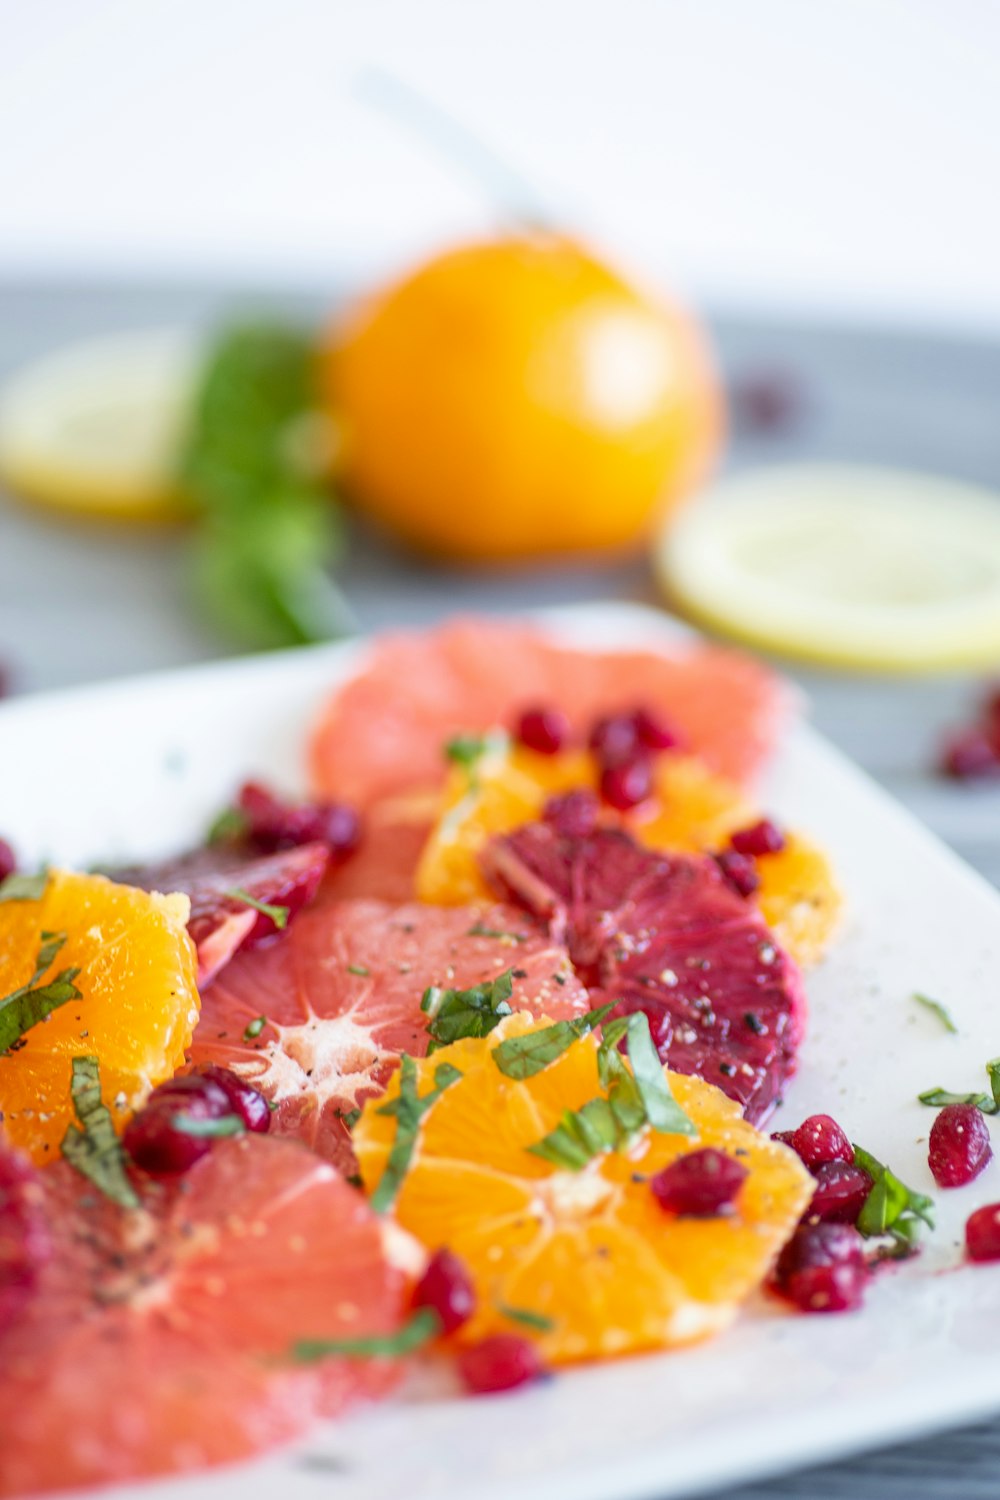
[322,234,724,561]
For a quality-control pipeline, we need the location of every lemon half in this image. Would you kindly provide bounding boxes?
[0,329,200,522]
[657,464,1000,672]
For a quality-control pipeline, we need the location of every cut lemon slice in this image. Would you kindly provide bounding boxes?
[657,465,1000,672]
[0,329,200,522]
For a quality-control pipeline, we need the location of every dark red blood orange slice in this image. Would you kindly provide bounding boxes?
[309,617,785,809]
[115,842,330,987]
[482,824,805,1123]
[192,898,590,1175]
[0,1135,415,1497]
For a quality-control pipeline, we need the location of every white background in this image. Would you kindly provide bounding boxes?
[2,0,1000,326]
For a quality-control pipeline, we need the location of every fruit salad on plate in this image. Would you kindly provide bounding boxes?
[1,617,980,1498]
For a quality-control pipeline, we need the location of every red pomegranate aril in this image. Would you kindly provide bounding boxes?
[123,1073,235,1176]
[965,1203,1000,1262]
[783,1261,867,1314]
[457,1334,545,1394]
[515,707,570,756]
[600,757,653,812]
[790,1114,854,1171]
[808,1161,873,1223]
[412,1248,476,1334]
[188,1063,270,1133]
[714,849,760,898]
[0,1147,52,1335]
[939,729,1000,782]
[542,789,600,840]
[588,714,640,766]
[0,840,15,883]
[730,819,786,857]
[928,1102,993,1188]
[650,1148,748,1216]
[632,707,681,752]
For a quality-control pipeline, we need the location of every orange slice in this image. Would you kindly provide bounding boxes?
[0,871,199,1163]
[353,1012,813,1362]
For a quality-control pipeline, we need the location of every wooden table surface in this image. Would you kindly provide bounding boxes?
[3,280,1000,1496]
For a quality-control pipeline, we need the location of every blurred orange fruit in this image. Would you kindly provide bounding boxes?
[322,235,723,561]
[353,1012,813,1362]
[0,871,199,1164]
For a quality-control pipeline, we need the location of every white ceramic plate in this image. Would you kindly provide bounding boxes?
[4,602,1000,1500]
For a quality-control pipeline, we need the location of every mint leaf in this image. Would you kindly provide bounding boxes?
[0,871,48,903]
[528,1098,619,1169]
[918,1055,1000,1115]
[243,1015,267,1040]
[497,1303,556,1333]
[853,1142,934,1253]
[369,1057,462,1213]
[444,734,490,771]
[61,1056,139,1209]
[492,1002,617,1080]
[292,1306,441,1362]
[621,1011,695,1137]
[913,993,958,1034]
[172,1113,245,1139]
[0,930,82,1054]
[223,887,289,929]
[421,970,514,1052]
[206,806,250,845]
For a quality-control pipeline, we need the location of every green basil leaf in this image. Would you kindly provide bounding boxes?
[171,1113,245,1139]
[622,1012,695,1137]
[61,1056,140,1209]
[206,806,250,846]
[466,923,527,943]
[369,1058,462,1213]
[347,963,371,977]
[223,888,289,929]
[528,1098,620,1170]
[918,1087,996,1112]
[492,1002,617,1081]
[0,930,82,1054]
[292,1306,441,1363]
[243,1015,267,1041]
[497,1303,556,1333]
[854,1142,934,1250]
[421,970,514,1052]
[913,993,958,1034]
[0,871,48,904]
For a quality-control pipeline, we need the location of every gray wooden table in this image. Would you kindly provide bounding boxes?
[3,280,1000,1496]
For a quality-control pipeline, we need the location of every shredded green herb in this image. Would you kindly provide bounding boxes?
[918,1056,1000,1115]
[243,1015,267,1041]
[497,1303,556,1333]
[0,870,48,903]
[492,1002,617,1080]
[292,1307,441,1363]
[172,1114,246,1139]
[347,963,371,977]
[421,970,514,1052]
[853,1143,934,1255]
[0,930,82,1055]
[466,923,526,943]
[206,806,250,846]
[342,1107,362,1130]
[224,888,289,929]
[61,1056,140,1209]
[369,1057,462,1213]
[913,993,958,1034]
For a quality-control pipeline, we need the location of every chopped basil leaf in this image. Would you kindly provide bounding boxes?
[620,1011,695,1137]
[347,963,371,977]
[223,887,289,929]
[497,1302,556,1333]
[369,1057,462,1213]
[61,1056,140,1209]
[0,870,48,903]
[918,1055,1000,1115]
[243,1015,267,1040]
[444,733,490,770]
[529,1098,620,1169]
[206,806,250,845]
[292,1306,441,1362]
[467,923,527,943]
[342,1107,362,1129]
[853,1142,934,1253]
[0,930,82,1055]
[913,993,958,1034]
[172,1113,246,1139]
[421,969,514,1052]
[492,1002,617,1080]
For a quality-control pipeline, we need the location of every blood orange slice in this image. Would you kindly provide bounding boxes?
[192,898,590,1174]
[0,1135,417,1497]
[308,617,786,808]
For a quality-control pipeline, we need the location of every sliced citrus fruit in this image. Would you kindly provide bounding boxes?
[320,792,439,903]
[0,871,199,1164]
[308,617,787,806]
[657,464,1000,672]
[0,329,199,523]
[191,897,589,1174]
[353,1012,813,1362]
[0,1134,416,1496]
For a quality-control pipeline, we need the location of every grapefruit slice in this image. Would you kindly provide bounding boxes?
[0,1134,417,1496]
[192,897,590,1174]
[483,824,806,1123]
[308,617,787,808]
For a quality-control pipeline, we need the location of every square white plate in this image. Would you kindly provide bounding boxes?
[4,602,1000,1500]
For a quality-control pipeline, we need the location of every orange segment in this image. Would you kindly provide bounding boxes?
[353,1013,813,1362]
[757,834,842,968]
[0,871,199,1164]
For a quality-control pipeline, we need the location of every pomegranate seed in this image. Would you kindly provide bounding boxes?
[0,839,15,883]
[599,757,653,811]
[783,1261,867,1313]
[790,1114,854,1170]
[729,819,786,857]
[808,1161,873,1223]
[632,707,681,752]
[236,781,361,857]
[515,707,569,756]
[0,1148,51,1335]
[542,790,599,839]
[457,1334,544,1394]
[188,1064,270,1133]
[412,1248,476,1334]
[939,729,1000,782]
[589,714,640,766]
[650,1148,748,1216]
[928,1102,993,1188]
[966,1203,1000,1262]
[124,1073,236,1176]
[714,849,760,898]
